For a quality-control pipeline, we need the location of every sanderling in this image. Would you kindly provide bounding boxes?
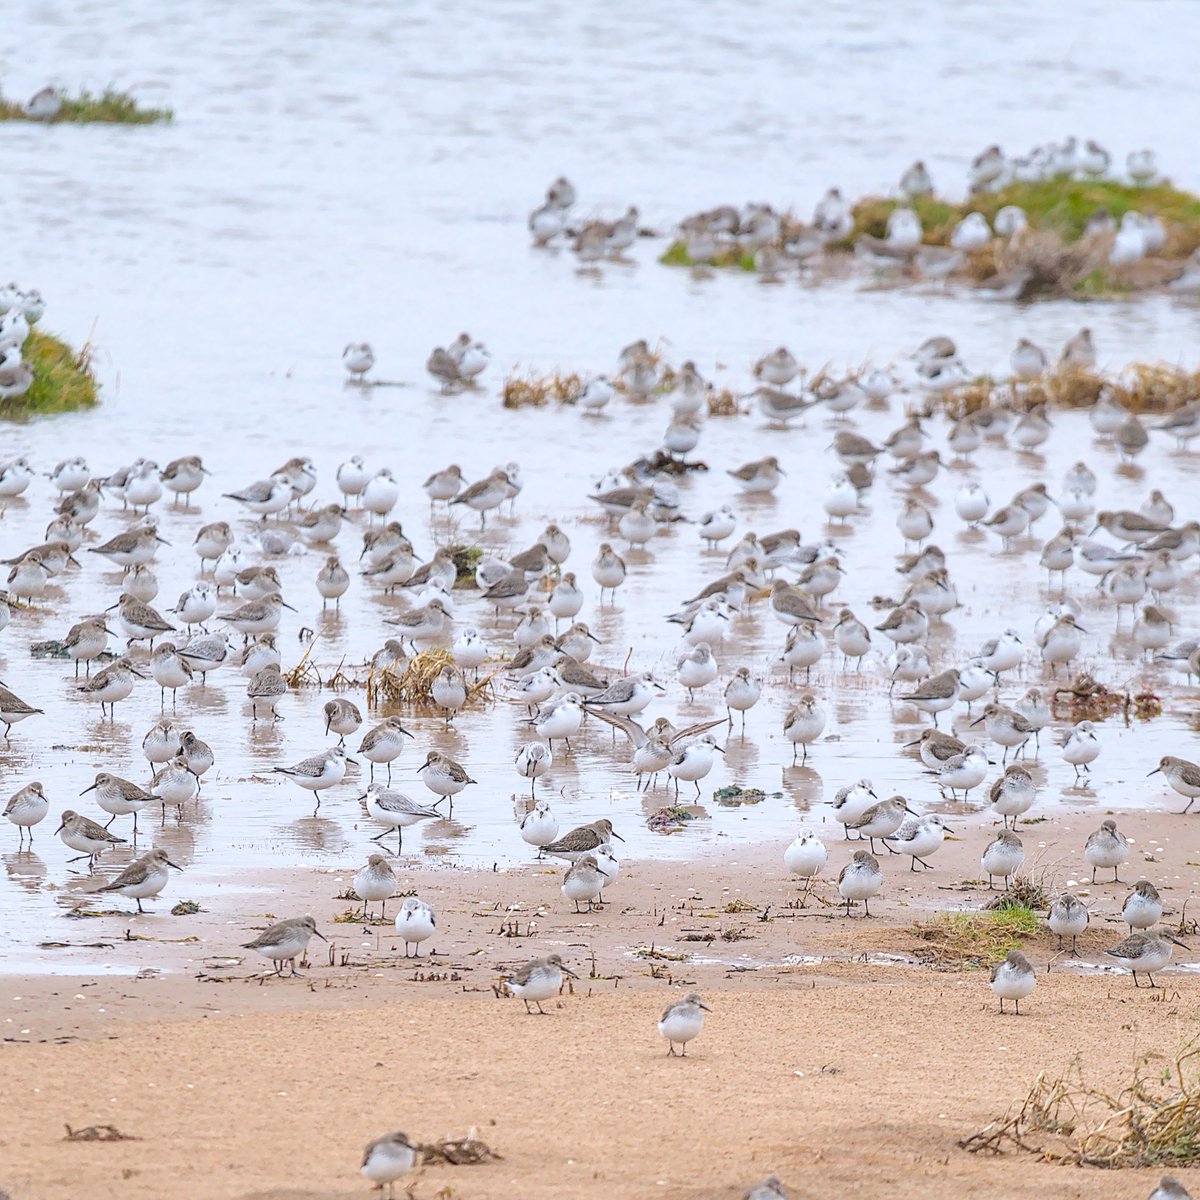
[150,643,193,708]
[245,662,287,721]
[1048,891,1089,955]
[783,830,827,904]
[838,849,882,916]
[77,657,143,717]
[743,1176,789,1200]
[591,542,627,605]
[273,746,352,809]
[668,734,723,796]
[1149,1177,1192,1200]
[149,756,198,821]
[562,853,611,912]
[361,784,441,853]
[323,697,363,745]
[981,830,1024,890]
[353,854,397,920]
[1104,926,1188,988]
[159,455,208,508]
[990,949,1035,1015]
[519,798,559,853]
[416,749,476,814]
[383,597,450,648]
[971,703,1034,762]
[847,796,913,855]
[222,473,296,519]
[241,915,326,976]
[583,672,659,717]
[723,667,762,729]
[899,668,960,726]
[1060,719,1101,780]
[727,455,784,494]
[988,763,1036,828]
[395,895,436,956]
[0,683,44,738]
[658,991,711,1056]
[4,781,48,846]
[180,731,214,784]
[56,809,126,870]
[449,467,510,527]
[343,342,375,382]
[503,953,577,1015]
[222,592,296,637]
[62,616,112,676]
[933,745,988,799]
[1084,818,1129,883]
[885,814,950,872]
[97,847,181,914]
[1123,879,1163,932]
[360,1130,416,1197]
[142,715,181,763]
[358,717,415,782]
[1148,755,1200,813]
[516,742,553,797]
[80,772,154,834]
[88,525,167,567]
[169,582,217,630]
[783,695,826,764]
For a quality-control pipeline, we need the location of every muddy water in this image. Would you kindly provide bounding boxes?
[3,0,1200,971]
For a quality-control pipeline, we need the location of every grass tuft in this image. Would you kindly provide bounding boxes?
[3,329,99,417]
[502,371,584,409]
[962,1036,1200,1168]
[0,87,172,124]
[910,906,1039,969]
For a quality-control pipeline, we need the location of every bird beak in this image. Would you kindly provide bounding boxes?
[1076,625,1089,633]
[200,466,212,476]
[345,757,359,767]
[167,860,183,871]
[713,743,725,754]
[156,537,171,546]
[698,1002,713,1012]
[54,822,64,835]
[903,738,922,748]
[281,601,298,612]
[399,726,415,739]
[104,626,119,637]
[561,965,579,978]
[611,830,625,842]
[1170,936,1189,950]
[79,783,96,795]
[130,668,150,679]
[67,555,81,568]
[587,631,601,642]
[1147,767,1161,776]
[970,715,984,726]
[312,929,328,942]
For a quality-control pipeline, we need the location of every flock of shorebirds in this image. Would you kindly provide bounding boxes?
[6,157,1200,1200]
[508,144,1200,297]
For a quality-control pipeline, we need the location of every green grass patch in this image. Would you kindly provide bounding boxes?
[659,241,757,271]
[911,905,1039,969]
[0,88,172,125]
[850,178,1200,254]
[3,329,99,417]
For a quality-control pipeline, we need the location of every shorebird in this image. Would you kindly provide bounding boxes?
[990,950,1035,1014]
[658,992,711,1056]
[242,915,326,977]
[503,953,577,1015]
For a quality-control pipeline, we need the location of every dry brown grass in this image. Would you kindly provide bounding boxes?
[369,648,500,712]
[961,1037,1200,1168]
[502,371,585,409]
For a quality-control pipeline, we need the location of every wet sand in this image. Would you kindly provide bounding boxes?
[5,814,1200,1198]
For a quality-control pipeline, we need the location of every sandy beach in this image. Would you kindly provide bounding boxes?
[5,815,1200,1199]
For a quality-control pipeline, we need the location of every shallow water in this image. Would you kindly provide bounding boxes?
[3,1,1200,971]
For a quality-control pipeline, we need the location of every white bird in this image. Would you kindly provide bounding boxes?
[394,896,436,956]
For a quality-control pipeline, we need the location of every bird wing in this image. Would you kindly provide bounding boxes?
[667,718,725,747]
[583,707,648,748]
